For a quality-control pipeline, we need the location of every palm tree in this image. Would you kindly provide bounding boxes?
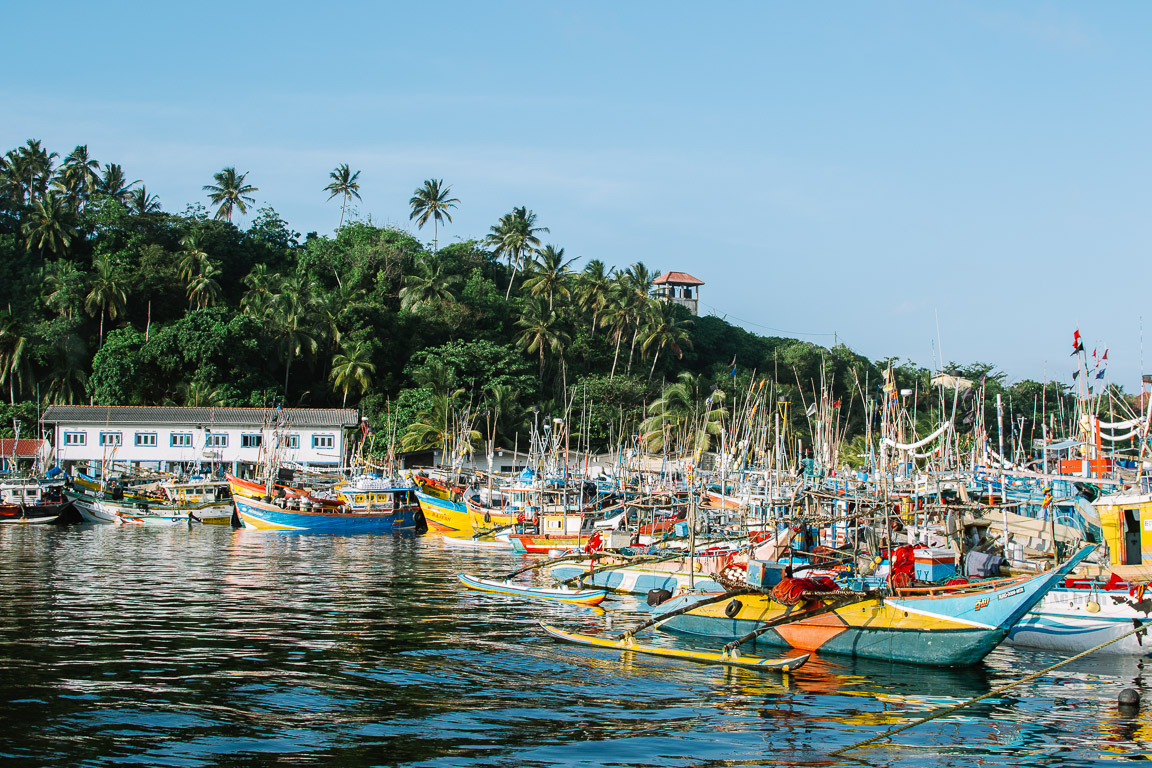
[182,381,225,407]
[45,333,88,405]
[127,186,161,214]
[399,256,461,313]
[97,163,139,202]
[640,373,726,454]
[522,245,576,310]
[516,297,569,377]
[399,388,481,454]
[486,206,548,300]
[56,145,101,205]
[576,259,613,336]
[324,164,362,229]
[409,179,459,253]
[23,194,75,257]
[204,167,258,222]
[12,139,57,204]
[599,284,638,381]
[42,260,84,319]
[85,253,128,348]
[642,301,693,380]
[187,261,223,309]
[0,311,28,404]
[271,276,318,396]
[329,340,376,406]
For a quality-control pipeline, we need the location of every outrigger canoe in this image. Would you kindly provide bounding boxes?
[540,622,810,672]
[457,574,608,605]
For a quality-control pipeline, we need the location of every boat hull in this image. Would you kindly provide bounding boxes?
[457,574,607,605]
[1008,585,1152,656]
[550,563,723,595]
[655,545,1095,666]
[234,495,416,533]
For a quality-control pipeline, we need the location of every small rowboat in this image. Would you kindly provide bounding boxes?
[457,574,608,605]
[540,622,810,672]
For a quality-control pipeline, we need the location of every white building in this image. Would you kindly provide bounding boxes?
[40,406,359,477]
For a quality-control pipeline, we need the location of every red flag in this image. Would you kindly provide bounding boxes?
[833,399,841,408]
[1103,348,1109,361]
[1074,329,1081,344]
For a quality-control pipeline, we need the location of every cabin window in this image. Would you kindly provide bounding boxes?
[170,433,193,447]
[1123,509,1143,565]
[99,431,122,446]
[206,433,228,447]
[135,432,157,447]
[312,434,335,449]
[355,495,365,504]
[241,434,262,448]
[64,432,86,446]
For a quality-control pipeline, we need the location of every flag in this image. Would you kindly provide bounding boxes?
[1071,329,1084,355]
[833,399,841,408]
[729,355,737,377]
[805,402,818,417]
[1072,370,1080,380]
[1096,369,1106,380]
[1103,348,1109,361]
[1042,487,1053,509]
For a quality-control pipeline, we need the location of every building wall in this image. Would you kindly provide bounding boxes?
[51,422,346,473]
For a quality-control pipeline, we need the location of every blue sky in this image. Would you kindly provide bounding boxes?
[3,2,1150,389]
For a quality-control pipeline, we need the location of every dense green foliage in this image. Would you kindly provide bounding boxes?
[0,138,1096,461]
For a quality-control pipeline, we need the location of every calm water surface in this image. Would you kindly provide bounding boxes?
[0,525,1149,767]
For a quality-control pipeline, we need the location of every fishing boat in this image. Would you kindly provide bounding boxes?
[230,476,421,533]
[457,574,608,605]
[541,622,811,672]
[64,487,223,525]
[0,478,70,524]
[651,544,1096,666]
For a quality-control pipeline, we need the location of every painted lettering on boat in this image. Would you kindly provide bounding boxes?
[998,587,1025,600]
[974,598,989,611]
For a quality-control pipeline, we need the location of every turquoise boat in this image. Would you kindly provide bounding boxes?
[652,545,1097,667]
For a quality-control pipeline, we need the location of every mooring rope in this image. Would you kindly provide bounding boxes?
[828,620,1150,757]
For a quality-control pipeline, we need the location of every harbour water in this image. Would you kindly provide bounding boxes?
[0,526,1148,766]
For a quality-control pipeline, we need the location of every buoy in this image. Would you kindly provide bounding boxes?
[1086,600,1100,613]
[1119,688,1141,714]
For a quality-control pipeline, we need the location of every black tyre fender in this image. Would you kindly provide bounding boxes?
[725,599,743,619]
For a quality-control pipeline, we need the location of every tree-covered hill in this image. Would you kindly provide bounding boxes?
[0,138,1085,461]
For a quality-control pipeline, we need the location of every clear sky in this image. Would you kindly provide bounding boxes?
[3,2,1150,389]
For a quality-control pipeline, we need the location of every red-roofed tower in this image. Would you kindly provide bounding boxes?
[652,272,704,315]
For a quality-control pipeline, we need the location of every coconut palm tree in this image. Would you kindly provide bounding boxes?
[85,253,128,348]
[187,261,223,310]
[12,139,57,204]
[127,186,161,215]
[576,259,613,336]
[97,163,139,202]
[44,333,88,405]
[329,340,376,406]
[0,311,28,404]
[56,145,101,205]
[640,373,726,454]
[516,297,569,378]
[271,277,318,397]
[42,260,84,319]
[204,167,258,222]
[486,206,548,300]
[324,164,361,229]
[641,301,693,380]
[408,179,459,253]
[399,255,461,313]
[182,381,225,407]
[23,194,75,257]
[522,245,576,310]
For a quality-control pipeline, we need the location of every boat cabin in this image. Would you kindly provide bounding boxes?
[1093,493,1152,581]
[161,479,231,504]
[0,480,64,506]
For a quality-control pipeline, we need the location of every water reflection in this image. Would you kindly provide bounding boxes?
[0,526,1149,766]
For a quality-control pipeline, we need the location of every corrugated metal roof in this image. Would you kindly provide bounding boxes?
[40,406,359,428]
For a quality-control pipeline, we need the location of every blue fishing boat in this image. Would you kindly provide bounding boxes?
[231,479,420,533]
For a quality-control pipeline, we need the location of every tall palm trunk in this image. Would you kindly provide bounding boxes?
[648,348,662,381]
[626,327,639,375]
[505,253,520,301]
[284,355,292,397]
[610,332,622,381]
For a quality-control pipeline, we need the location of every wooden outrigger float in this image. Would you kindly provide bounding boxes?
[540,622,810,672]
[456,574,608,605]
